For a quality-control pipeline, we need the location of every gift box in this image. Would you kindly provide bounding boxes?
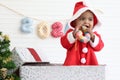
[11,47,49,71]
[20,64,105,80]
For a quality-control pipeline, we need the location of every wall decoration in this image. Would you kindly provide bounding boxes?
[64,23,69,34]
[0,3,67,39]
[37,21,50,39]
[51,22,64,38]
[20,17,33,33]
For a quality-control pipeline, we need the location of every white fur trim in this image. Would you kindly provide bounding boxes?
[81,58,86,64]
[90,34,99,47]
[68,7,101,29]
[67,31,76,44]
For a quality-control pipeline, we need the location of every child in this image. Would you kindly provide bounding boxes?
[60,1,104,65]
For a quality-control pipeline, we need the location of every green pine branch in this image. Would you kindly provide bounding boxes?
[0,32,20,80]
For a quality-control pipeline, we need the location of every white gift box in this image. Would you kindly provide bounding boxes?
[11,47,49,71]
[20,64,106,80]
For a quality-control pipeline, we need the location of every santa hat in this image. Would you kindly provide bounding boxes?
[68,1,101,30]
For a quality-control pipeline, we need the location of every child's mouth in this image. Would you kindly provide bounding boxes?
[84,25,89,28]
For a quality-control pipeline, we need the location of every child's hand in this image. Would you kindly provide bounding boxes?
[85,28,95,42]
[72,25,82,39]
[72,28,79,39]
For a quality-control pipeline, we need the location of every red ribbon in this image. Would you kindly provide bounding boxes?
[28,48,42,61]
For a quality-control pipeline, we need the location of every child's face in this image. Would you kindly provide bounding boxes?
[75,10,94,30]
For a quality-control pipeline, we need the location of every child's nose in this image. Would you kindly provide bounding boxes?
[84,19,89,24]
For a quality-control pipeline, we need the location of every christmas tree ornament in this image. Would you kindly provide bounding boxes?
[0,68,7,79]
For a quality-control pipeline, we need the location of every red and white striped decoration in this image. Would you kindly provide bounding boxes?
[12,47,43,63]
[27,48,42,61]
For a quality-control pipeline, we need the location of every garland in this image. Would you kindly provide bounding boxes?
[0,3,65,39]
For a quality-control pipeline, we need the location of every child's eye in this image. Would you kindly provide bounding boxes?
[80,17,85,21]
[89,18,93,21]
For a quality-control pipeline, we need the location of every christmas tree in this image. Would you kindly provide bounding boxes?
[0,32,20,80]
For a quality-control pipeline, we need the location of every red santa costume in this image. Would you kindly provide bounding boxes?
[61,1,104,65]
